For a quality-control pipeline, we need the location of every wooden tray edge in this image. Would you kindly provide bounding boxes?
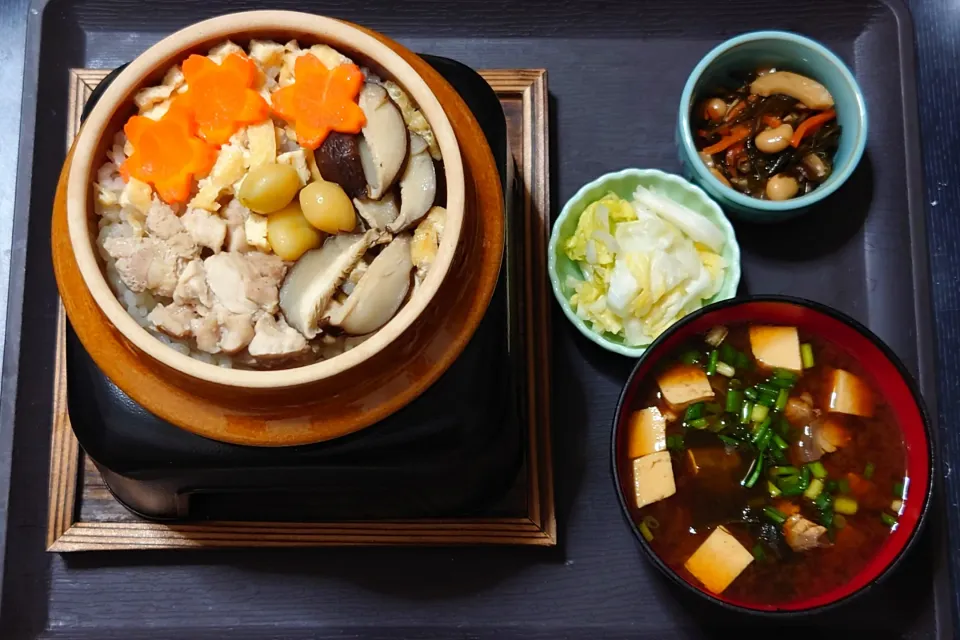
[46,67,554,551]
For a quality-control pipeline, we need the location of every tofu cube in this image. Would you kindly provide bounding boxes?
[632,451,676,509]
[824,368,875,418]
[684,526,755,595]
[657,364,715,409]
[626,407,667,459]
[749,325,803,372]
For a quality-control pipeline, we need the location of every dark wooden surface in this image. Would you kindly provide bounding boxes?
[0,0,958,638]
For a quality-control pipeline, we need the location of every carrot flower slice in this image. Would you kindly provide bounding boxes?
[271,55,366,149]
[120,99,217,204]
[180,52,270,146]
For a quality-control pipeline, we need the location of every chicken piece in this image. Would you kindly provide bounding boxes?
[749,326,803,372]
[632,451,676,509]
[217,311,255,354]
[203,252,286,316]
[248,314,308,358]
[249,39,285,74]
[191,314,220,353]
[181,208,227,253]
[173,259,213,308]
[784,395,816,427]
[782,514,828,552]
[626,407,667,459]
[684,526,754,595]
[103,236,192,297]
[656,364,715,409]
[824,368,875,418]
[792,417,851,463]
[147,303,198,338]
[222,199,252,253]
[145,199,183,239]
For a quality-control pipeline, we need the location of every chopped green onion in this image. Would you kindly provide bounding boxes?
[799,465,811,490]
[769,377,796,389]
[715,361,736,377]
[801,343,815,369]
[706,350,719,375]
[755,382,780,395]
[772,368,798,381]
[751,417,772,443]
[717,434,740,447]
[756,429,774,453]
[638,521,654,542]
[808,461,828,479]
[894,480,906,498]
[708,416,728,432]
[771,466,800,477]
[728,378,743,390]
[881,512,898,527]
[891,499,904,513]
[772,434,790,450]
[834,514,847,529]
[742,456,764,488]
[704,402,723,415]
[778,476,805,497]
[837,479,851,495]
[740,400,754,425]
[642,515,660,530]
[820,509,835,528]
[726,389,744,413]
[680,350,701,365]
[824,479,838,493]
[834,496,859,515]
[718,342,737,365]
[864,462,876,480]
[763,506,788,525]
[774,388,790,412]
[735,351,751,370]
[804,478,824,500]
[752,543,767,562]
[687,417,709,429]
[684,403,703,421]
[771,446,788,464]
[666,434,685,451]
[743,387,759,401]
[751,404,770,423]
[813,492,833,511]
[756,392,777,408]
[767,480,782,497]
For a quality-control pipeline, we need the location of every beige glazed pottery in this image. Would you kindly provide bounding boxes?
[52,11,505,446]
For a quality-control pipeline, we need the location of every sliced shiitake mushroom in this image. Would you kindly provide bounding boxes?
[324,235,413,335]
[316,133,367,199]
[387,134,437,233]
[353,191,399,230]
[278,230,378,339]
[358,83,407,199]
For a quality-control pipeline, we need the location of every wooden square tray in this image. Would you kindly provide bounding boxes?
[46,67,552,551]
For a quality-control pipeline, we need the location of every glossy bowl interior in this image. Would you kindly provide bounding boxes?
[676,31,868,222]
[611,296,932,614]
[64,10,466,389]
[548,168,741,357]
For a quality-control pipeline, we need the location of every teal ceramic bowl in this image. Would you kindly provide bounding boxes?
[676,31,868,222]
[548,168,741,357]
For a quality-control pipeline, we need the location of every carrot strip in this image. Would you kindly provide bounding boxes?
[762,115,782,128]
[701,125,750,155]
[790,109,836,147]
[725,141,745,171]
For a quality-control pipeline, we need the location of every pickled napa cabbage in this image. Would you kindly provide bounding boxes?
[563,188,727,346]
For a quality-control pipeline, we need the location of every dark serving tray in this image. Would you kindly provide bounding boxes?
[1,0,952,638]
